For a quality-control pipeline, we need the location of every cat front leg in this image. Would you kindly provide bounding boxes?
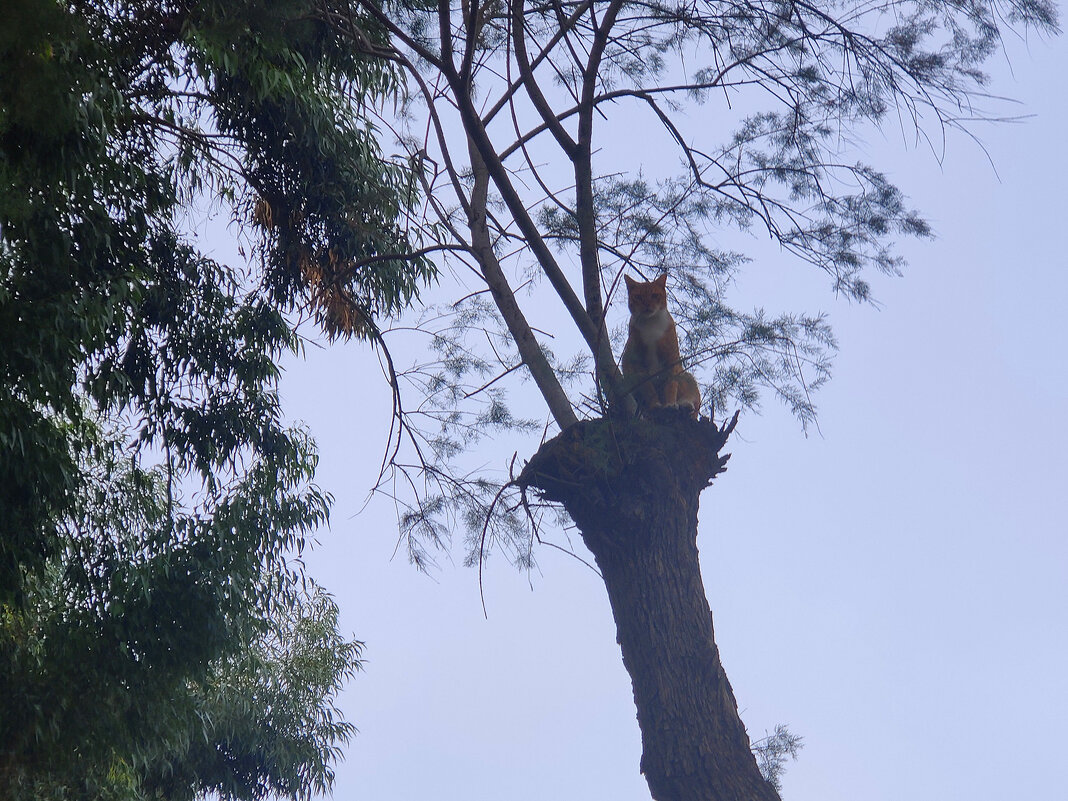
[661,375,679,406]
[664,373,701,418]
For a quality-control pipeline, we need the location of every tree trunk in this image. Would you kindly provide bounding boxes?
[518,411,779,801]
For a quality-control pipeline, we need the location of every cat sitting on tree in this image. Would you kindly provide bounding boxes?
[621,274,702,419]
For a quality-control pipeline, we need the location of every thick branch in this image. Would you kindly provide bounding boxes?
[481,0,594,127]
[573,0,624,404]
[511,0,579,157]
[443,63,630,409]
[467,137,578,429]
[437,0,455,69]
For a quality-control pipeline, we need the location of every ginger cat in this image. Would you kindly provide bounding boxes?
[621,274,701,418]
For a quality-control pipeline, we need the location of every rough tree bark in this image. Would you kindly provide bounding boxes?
[518,410,779,801]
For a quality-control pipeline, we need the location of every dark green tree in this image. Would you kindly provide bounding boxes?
[137,588,362,801]
[0,0,430,798]
[317,0,1058,799]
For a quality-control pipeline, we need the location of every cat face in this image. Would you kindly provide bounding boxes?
[624,274,668,315]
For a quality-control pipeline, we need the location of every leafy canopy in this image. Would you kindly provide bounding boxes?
[316,0,1057,566]
[0,0,430,798]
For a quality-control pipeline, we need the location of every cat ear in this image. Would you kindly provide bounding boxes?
[624,275,636,288]
[654,273,667,288]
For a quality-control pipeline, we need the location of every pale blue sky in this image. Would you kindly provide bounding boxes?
[263,31,1067,801]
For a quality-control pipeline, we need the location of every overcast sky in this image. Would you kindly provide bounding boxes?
[249,29,1066,801]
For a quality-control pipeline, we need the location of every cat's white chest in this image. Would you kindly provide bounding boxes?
[630,309,672,365]
[632,309,671,343]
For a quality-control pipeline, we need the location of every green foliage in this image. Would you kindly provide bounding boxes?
[753,725,804,793]
[379,299,541,571]
[138,589,362,801]
[1,0,429,798]
[541,175,839,426]
[334,0,1058,566]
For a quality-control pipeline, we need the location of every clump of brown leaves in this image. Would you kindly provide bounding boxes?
[254,197,371,340]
